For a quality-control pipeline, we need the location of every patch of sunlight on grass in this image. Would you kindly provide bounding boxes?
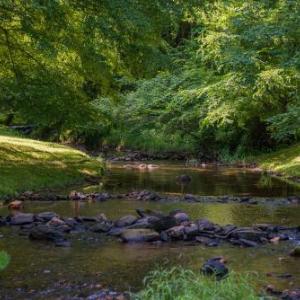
[257,144,300,178]
[0,132,104,198]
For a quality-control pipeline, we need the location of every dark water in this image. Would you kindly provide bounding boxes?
[0,162,299,298]
[100,162,300,197]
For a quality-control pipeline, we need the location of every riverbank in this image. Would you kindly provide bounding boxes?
[0,127,104,199]
[256,144,300,181]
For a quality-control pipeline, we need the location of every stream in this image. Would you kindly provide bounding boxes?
[0,162,299,299]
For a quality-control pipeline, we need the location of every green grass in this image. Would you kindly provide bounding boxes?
[134,267,260,300]
[0,251,10,271]
[0,126,104,198]
[257,143,300,178]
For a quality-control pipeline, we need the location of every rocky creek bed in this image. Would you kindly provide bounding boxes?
[9,189,300,206]
[2,208,300,250]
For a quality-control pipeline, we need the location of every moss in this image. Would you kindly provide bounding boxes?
[257,144,300,178]
[0,129,104,198]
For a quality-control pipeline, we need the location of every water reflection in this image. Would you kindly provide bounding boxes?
[102,162,300,197]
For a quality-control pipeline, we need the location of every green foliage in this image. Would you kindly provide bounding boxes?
[0,1,299,155]
[0,0,187,141]
[0,251,10,271]
[134,267,259,300]
[111,0,300,156]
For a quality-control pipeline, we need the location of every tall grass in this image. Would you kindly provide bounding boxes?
[134,267,260,300]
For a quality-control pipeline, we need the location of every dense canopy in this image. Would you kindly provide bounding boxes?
[1,0,299,157]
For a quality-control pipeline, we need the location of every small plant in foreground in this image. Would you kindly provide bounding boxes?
[0,251,10,271]
[134,267,260,300]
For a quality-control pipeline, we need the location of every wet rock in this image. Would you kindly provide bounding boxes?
[69,191,86,201]
[90,222,112,233]
[172,212,189,223]
[290,246,300,257]
[8,200,23,210]
[115,215,137,227]
[201,257,228,280]
[47,217,65,226]
[29,224,65,242]
[196,219,215,231]
[152,215,177,232]
[36,212,58,222]
[120,229,160,243]
[9,213,34,225]
[165,225,185,240]
[281,288,300,300]
[107,227,126,236]
[184,223,199,237]
[229,228,268,242]
[196,236,220,247]
[239,238,258,247]
[176,174,191,183]
[127,217,157,229]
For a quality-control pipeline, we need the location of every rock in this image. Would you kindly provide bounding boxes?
[201,257,229,280]
[127,217,157,229]
[10,213,34,225]
[8,200,23,210]
[290,246,300,257]
[120,229,160,243]
[36,212,58,222]
[29,224,65,242]
[152,216,177,232]
[229,228,268,242]
[47,217,65,226]
[172,212,189,223]
[196,219,215,231]
[281,288,300,300]
[184,223,199,237]
[239,238,258,247]
[196,236,219,247]
[115,215,137,227]
[176,174,191,183]
[69,191,86,201]
[165,225,185,240]
[90,222,112,233]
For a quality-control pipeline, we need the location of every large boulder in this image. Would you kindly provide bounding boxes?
[120,229,160,243]
[115,215,137,227]
[10,213,34,225]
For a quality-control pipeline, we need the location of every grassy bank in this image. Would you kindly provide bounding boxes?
[256,144,300,178]
[0,127,104,198]
[135,267,259,300]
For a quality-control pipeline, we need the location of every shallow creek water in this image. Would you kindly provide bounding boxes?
[0,162,300,298]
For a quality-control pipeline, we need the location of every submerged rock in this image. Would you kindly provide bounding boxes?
[120,229,160,243]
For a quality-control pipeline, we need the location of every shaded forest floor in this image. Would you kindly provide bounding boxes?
[0,127,104,198]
